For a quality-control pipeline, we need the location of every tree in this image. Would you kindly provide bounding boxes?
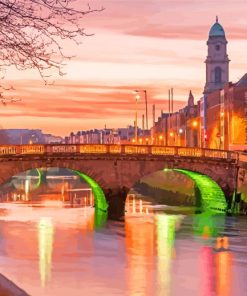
[0,0,103,82]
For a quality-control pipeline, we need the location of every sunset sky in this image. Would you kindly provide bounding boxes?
[1,0,247,136]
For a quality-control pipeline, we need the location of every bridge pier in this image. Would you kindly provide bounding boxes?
[103,186,129,220]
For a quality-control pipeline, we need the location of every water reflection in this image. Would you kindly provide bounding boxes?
[194,213,234,296]
[125,216,155,296]
[0,199,246,295]
[155,214,178,296]
[38,217,54,287]
[215,237,233,296]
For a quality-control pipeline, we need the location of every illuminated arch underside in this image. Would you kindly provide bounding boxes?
[172,169,227,213]
[74,171,108,212]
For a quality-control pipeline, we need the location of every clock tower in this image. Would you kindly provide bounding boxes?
[204,17,230,94]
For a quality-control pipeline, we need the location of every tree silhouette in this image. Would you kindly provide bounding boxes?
[0,0,103,82]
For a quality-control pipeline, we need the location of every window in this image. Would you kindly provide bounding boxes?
[215,67,222,83]
[215,44,220,51]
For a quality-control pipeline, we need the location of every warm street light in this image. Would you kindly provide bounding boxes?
[134,89,148,130]
[179,128,183,134]
[192,120,198,128]
[169,132,174,137]
[191,120,201,147]
[159,135,163,145]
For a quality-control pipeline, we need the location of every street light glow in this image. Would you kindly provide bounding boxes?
[192,121,198,127]
[179,128,183,134]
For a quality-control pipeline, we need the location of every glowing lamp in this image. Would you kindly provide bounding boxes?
[192,121,198,127]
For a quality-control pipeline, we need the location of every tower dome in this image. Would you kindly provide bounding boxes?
[209,16,225,37]
[204,16,229,95]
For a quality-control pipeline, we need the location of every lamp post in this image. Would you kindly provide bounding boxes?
[134,92,141,143]
[178,128,184,146]
[134,90,148,130]
[192,120,201,147]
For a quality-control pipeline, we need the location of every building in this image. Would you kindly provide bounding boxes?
[206,75,247,150]
[204,16,230,95]
[151,91,200,147]
[0,129,62,145]
[64,126,142,145]
[151,17,247,151]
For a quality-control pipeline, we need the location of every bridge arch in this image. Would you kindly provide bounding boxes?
[130,168,227,213]
[0,154,236,215]
[0,165,108,212]
[170,169,226,213]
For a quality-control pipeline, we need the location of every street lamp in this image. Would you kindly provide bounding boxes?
[192,120,201,147]
[29,134,36,145]
[192,120,198,128]
[133,92,141,143]
[134,90,148,130]
[159,135,163,145]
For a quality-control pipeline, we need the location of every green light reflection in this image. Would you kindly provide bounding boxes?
[168,169,227,213]
[74,171,108,212]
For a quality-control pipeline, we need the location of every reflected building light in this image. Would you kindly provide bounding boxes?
[125,216,155,295]
[25,179,30,201]
[201,246,214,296]
[61,185,64,202]
[38,217,54,288]
[155,214,177,296]
[139,199,143,214]
[89,190,93,206]
[125,195,130,213]
[215,237,232,296]
[132,196,136,214]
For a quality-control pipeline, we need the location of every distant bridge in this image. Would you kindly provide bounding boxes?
[0,144,241,214]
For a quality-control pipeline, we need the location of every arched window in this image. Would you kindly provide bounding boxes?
[215,67,222,83]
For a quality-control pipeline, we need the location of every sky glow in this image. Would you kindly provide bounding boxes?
[1,0,247,136]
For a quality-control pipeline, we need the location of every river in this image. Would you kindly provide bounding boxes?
[0,201,246,296]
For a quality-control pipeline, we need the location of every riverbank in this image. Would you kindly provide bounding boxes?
[0,274,29,296]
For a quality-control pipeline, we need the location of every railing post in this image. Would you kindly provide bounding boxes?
[175,146,178,156]
[201,148,205,158]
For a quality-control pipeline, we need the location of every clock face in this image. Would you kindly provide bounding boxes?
[215,44,220,51]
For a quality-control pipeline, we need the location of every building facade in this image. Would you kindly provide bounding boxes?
[151,17,247,151]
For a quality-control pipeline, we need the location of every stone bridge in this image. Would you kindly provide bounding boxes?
[0,144,240,214]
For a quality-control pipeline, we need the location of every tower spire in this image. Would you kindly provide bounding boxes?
[216,15,218,23]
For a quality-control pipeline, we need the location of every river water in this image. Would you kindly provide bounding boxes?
[0,201,246,296]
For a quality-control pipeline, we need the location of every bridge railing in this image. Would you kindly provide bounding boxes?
[0,144,239,162]
[239,152,247,163]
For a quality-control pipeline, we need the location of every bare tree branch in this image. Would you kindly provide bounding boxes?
[0,0,104,82]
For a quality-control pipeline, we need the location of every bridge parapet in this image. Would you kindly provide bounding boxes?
[0,144,239,162]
